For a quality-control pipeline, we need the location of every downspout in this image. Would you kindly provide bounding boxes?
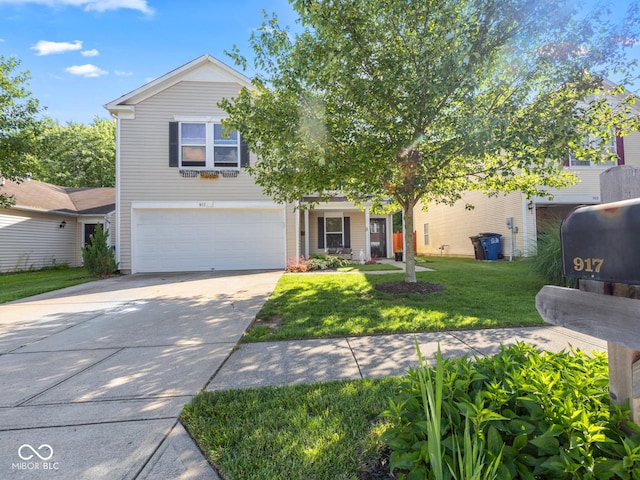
[304,208,310,258]
[521,194,528,258]
[522,194,536,258]
[113,114,121,268]
[294,201,300,260]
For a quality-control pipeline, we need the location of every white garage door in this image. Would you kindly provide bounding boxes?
[133,208,285,272]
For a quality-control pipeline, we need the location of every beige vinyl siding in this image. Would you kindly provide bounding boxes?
[0,210,80,272]
[543,131,640,200]
[284,204,298,263]
[349,213,368,258]
[118,81,272,272]
[540,168,607,203]
[624,130,640,167]
[415,191,526,258]
[308,210,368,257]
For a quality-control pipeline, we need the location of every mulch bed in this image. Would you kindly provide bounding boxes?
[374,281,444,295]
[359,449,396,479]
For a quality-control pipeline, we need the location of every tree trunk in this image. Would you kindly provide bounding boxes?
[404,201,416,283]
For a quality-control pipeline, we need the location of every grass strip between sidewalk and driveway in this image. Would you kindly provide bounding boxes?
[182,377,402,480]
[0,267,95,303]
[245,257,546,342]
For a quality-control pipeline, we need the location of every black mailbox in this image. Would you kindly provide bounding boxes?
[561,198,640,285]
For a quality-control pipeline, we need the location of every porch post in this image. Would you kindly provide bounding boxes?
[293,201,300,260]
[304,208,310,258]
[365,207,371,260]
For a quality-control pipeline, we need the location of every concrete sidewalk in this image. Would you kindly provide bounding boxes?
[206,326,606,391]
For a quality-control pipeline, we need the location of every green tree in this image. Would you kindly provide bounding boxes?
[0,56,43,207]
[222,0,640,282]
[34,117,115,187]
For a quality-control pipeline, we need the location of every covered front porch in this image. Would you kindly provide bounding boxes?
[295,200,395,261]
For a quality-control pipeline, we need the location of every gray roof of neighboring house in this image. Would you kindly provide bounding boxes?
[0,179,115,215]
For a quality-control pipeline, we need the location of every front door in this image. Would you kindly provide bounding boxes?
[369,219,387,258]
[84,223,97,247]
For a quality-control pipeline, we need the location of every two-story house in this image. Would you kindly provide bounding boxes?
[105,54,395,273]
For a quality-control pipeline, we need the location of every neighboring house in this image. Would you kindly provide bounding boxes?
[414,97,640,259]
[0,178,115,272]
[105,54,394,274]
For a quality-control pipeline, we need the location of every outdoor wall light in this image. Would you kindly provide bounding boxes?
[59,221,66,229]
[527,201,534,211]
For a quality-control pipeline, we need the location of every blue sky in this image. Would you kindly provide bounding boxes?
[0,0,638,125]
[0,0,299,123]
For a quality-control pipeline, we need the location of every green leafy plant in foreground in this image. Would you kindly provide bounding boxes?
[382,343,640,479]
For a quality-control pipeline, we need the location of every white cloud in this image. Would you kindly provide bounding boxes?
[65,64,108,77]
[0,1,153,15]
[114,70,133,76]
[81,49,99,57]
[84,0,153,14]
[32,39,83,56]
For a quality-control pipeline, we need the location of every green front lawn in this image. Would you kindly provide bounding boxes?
[246,257,546,342]
[182,378,402,480]
[0,267,95,303]
[337,262,402,272]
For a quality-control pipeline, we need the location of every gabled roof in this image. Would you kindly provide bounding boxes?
[104,54,252,116]
[0,179,115,215]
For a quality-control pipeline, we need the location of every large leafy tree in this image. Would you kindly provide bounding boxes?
[222,0,640,282]
[0,56,43,207]
[34,117,116,188]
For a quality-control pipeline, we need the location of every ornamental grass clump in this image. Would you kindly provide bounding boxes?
[382,342,640,479]
[530,219,577,288]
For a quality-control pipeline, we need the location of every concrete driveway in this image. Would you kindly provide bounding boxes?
[0,270,282,479]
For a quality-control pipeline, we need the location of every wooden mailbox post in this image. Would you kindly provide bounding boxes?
[536,166,640,423]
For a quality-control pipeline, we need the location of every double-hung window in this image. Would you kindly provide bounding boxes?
[568,132,618,167]
[325,216,344,249]
[179,122,241,169]
[181,123,207,167]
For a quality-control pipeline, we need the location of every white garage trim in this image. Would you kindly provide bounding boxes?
[131,200,282,210]
[131,202,286,273]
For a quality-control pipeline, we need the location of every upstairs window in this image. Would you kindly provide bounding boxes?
[181,123,206,167]
[177,122,241,169]
[567,132,620,168]
[213,124,239,168]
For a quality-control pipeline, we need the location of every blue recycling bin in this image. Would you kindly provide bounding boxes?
[478,233,502,261]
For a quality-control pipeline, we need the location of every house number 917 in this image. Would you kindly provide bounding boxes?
[573,257,604,273]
